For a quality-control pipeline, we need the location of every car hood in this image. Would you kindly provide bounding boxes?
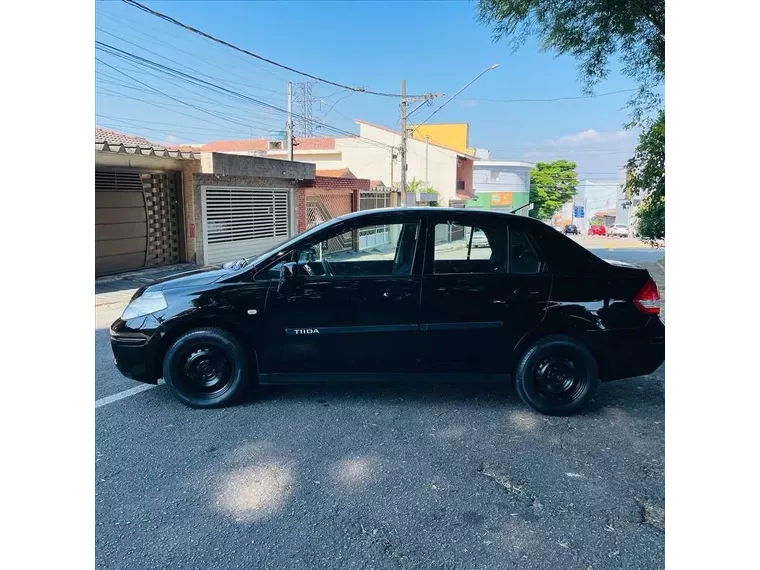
[149,266,230,291]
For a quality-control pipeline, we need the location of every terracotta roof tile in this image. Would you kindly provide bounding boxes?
[316,168,354,178]
[95,127,163,148]
[95,127,200,153]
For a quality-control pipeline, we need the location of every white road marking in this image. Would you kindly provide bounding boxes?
[95,383,157,409]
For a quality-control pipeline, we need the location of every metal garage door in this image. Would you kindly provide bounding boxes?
[202,186,291,266]
[95,170,181,276]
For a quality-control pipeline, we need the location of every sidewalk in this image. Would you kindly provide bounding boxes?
[95,263,197,308]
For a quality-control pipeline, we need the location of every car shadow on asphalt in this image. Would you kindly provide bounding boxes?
[243,368,665,416]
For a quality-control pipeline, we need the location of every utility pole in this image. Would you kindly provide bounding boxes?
[400,79,408,200]
[398,82,443,206]
[287,81,294,161]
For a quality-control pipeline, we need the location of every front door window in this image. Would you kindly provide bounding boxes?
[298,222,419,278]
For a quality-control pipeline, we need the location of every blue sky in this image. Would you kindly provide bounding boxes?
[95,0,653,179]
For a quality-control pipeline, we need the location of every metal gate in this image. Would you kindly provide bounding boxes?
[95,170,181,276]
[305,191,353,254]
[359,190,392,250]
[202,186,290,266]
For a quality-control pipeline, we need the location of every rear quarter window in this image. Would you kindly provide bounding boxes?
[526,223,604,276]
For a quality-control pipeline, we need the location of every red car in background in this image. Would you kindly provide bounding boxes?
[588,225,606,236]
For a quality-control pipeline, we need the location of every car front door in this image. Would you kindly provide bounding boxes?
[418,214,552,375]
[256,213,425,378]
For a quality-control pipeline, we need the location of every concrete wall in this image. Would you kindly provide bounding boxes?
[200,152,315,180]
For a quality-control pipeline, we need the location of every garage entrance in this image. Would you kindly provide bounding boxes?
[201,186,291,266]
[95,170,182,276]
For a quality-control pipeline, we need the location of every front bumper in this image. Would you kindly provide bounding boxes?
[110,316,162,384]
[595,317,665,381]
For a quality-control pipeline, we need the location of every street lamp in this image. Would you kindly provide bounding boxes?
[414,64,500,126]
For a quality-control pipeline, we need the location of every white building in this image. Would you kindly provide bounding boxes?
[200,120,477,206]
[574,179,624,232]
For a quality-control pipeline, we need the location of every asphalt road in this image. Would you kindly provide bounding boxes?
[95,252,665,570]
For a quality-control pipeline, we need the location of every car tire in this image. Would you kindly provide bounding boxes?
[163,327,251,409]
[515,336,599,416]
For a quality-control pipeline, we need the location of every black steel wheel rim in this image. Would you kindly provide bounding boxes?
[532,352,588,404]
[173,344,234,398]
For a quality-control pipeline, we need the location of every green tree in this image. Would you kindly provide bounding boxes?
[477,0,664,120]
[406,178,437,195]
[529,160,579,220]
[625,110,664,240]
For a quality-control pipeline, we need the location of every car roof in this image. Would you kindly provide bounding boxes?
[337,206,520,221]
[334,207,542,228]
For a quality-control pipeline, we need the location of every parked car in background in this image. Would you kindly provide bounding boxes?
[609,224,629,238]
[552,225,563,232]
[110,207,664,416]
[564,224,579,235]
[588,225,606,236]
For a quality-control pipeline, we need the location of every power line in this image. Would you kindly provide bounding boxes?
[95,42,395,151]
[95,25,285,102]
[96,88,283,131]
[96,9,292,85]
[120,0,423,98]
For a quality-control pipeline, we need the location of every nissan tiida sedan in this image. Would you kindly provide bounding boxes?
[110,208,664,416]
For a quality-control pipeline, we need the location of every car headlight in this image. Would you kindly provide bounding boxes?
[121,291,168,320]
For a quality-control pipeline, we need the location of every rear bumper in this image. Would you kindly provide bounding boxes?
[595,317,665,381]
[110,320,161,384]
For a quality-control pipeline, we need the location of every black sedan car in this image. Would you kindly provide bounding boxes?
[564,224,579,235]
[111,208,664,416]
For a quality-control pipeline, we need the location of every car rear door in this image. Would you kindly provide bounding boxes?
[418,212,552,375]
[257,212,425,377]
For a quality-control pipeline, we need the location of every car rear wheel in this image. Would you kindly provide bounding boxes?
[163,328,251,408]
[515,336,599,416]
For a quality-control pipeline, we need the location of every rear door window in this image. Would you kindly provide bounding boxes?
[510,228,543,274]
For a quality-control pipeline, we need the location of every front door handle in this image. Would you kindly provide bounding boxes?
[512,289,542,299]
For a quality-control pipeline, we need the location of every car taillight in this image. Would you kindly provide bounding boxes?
[634,279,661,315]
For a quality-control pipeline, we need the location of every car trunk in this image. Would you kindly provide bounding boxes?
[600,259,657,328]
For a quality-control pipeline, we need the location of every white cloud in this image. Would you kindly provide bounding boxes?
[544,129,633,147]
[164,134,179,143]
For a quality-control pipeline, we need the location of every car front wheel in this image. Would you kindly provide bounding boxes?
[163,327,251,408]
[515,336,599,415]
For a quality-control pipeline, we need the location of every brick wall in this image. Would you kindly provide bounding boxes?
[295,187,307,234]
[297,176,370,232]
